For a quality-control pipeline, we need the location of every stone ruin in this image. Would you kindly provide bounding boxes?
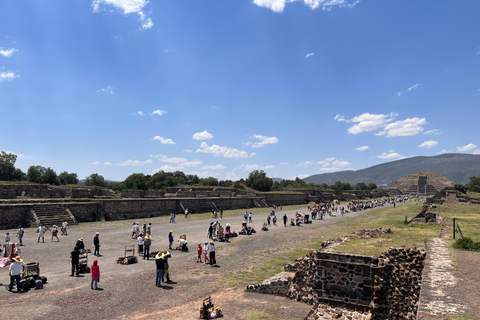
[247,230,426,320]
[407,204,442,224]
[386,171,455,196]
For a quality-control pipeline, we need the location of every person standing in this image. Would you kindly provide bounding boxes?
[143,235,151,260]
[248,212,252,223]
[137,234,144,256]
[185,209,188,219]
[16,226,24,246]
[208,223,213,240]
[70,246,80,276]
[8,256,25,292]
[131,222,137,238]
[146,223,152,236]
[220,209,223,219]
[62,220,68,235]
[283,214,288,227]
[155,252,165,287]
[267,215,271,226]
[168,231,173,250]
[197,243,202,263]
[90,260,100,290]
[37,224,46,243]
[93,232,100,256]
[142,224,147,236]
[51,225,60,242]
[208,241,216,266]
[5,232,10,243]
[203,241,209,264]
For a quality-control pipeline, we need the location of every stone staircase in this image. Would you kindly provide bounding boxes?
[32,204,76,227]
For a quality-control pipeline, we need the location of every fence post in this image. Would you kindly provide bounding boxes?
[453,218,456,240]
[405,216,408,224]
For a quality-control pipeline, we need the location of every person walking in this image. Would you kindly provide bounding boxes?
[248,212,252,223]
[208,241,216,266]
[90,260,100,290]
[131,222,137,238]
[16,226,24,246]
[267,215,271,226]
[37,224,46,243]
[70,246,80,276]
[146,223,152,236]
[220,209,223,219]
[51,225,60,242]
[197,243,202,263]
[93,232,100,256]
[8,256,25,292]
[168,231,173,250]
[62,220,68,235]
[155,252,165,287]
[185,209,188,219]
[143,235,151,260]
[5,232,10,243]
[283,213,288,227]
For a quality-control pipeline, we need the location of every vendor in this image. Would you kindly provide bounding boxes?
[9,256,25,292]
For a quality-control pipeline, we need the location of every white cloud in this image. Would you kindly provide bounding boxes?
[347,112,396,134]
[318,157,335,164]
[377,151,403,159]
[253,0,359,13]
[355,146,369,151]
[279,162,288,166]
[118,159,153,167]
[152,109,167,116]
[92,161,100,165]
[0,47,18,57]
[92,0,154,30]
[137,111,145,116]
[440,149,449,154]
[396,92,402,97]
[407,83,422,91]
[97,85,114,94]
[211,106,219,110]
[202,165,226,170]
[375,117,427,137]
[424,129,442,135]
[193,130,213,140]
[152,136,175,144]
[225,171,239,181]
[316,157,351,172]
[196,142,251,158]
[297,161,314,167]
[104,162,113,166]
[240,164,276,171]
[418,140,438,149]
[334,114,346,122]
[251,134,278,148]
[152,157,202,173]
[183,149,193,153]
[305,53,315,58]
[457,143,477,152]
[0,70,19,82]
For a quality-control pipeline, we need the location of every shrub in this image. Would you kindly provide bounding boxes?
[453,237,480,251]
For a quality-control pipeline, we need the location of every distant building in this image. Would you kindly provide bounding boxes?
[386,171,455,196]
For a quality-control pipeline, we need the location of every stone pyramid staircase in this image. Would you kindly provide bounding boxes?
[31,204,77,227]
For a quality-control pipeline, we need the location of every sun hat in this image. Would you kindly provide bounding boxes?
[198,243,201,245]
[96,232,99,235]
[170,230,173,233]
[145,235,151,239]
[79,238,83,241]
[155,252,163,259]
[204,241,208,243]
[12,256,23,263]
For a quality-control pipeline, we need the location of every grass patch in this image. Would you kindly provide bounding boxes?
[436,203,480,242]
[244,310,276,320]
[453,237,480,251]
[448,314,478,320]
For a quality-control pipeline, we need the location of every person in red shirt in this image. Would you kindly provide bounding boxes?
[197,243,202,263]
[91,260,100,290]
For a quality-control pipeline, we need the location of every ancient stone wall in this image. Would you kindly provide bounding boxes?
[0,204,33,229]
[0,184,114,199]
[263,193,309,206]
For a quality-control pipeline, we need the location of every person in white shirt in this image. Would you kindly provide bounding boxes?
[137,234,144,256]
[17,226,24,246]
[9,256,25,292]
[37,224,46,243]
[203,241,209,264]
[62,220,68,235]
[208,241,216,266]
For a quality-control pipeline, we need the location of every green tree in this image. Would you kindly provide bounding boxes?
[0,151,17,165]
[13,168,26,181]
[367,183,377,190]
[58,171,79,185]
[466,176,480,193]
[201,177,219,186]
[27,165,46,183]
[41,167,59,185]
[245,170,273,192]
[354,182,368,190]
[124,173,148,190]
[455,184,467,194]
[0,151,18,181]
[85,173,106,187]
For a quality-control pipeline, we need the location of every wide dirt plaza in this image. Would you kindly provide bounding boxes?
[0,205,373,320]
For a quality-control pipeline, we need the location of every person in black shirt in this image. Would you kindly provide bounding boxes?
[93,232,100,256]
[70,247,80,276]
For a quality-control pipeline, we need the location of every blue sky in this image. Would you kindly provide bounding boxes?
[1,0,480,182]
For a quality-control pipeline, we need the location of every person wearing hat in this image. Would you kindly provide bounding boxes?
[155,252,165,287]
[208,241,216,266]
[90,259,100,290]
[162,251,172,283]
[93,232,100,256]
[143,235,152,260]
[51,225,59,242]
[8,256,25,292]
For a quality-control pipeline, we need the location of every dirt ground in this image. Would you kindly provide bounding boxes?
[0,207,365,320]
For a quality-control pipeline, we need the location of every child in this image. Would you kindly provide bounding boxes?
[91,260,100,290]
[197,243,202,263]
[5,232,10,243]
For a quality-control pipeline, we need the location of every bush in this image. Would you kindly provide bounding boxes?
[453,237,480,251]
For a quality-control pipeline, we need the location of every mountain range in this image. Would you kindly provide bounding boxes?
[302,153,480,186]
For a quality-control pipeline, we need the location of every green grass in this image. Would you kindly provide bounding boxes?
[436,203,480,242]
[244,310,276,320]
[448,314,478,320]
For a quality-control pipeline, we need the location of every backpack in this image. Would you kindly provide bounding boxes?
[39,276,48,284]
[35,279,44,290]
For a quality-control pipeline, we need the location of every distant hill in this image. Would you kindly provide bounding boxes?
[272,177,284,183]
[302,153,480,186]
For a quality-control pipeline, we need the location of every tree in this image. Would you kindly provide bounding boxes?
[354,182,368,190]
[455,184,467,194]
[367,183,377,190]
[58,171,79,185]
[41,167,59,185]
[13,168,26,181]
[0,151,18,181]
[85,173,106,187]
[201,177,219,186]
[245,170,273,192]
[27,165,46,183]
[466,176,480,193]
[124,173,148,190]
[0,151,17,165]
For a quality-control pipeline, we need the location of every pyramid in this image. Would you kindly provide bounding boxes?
[386,171,455,195]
